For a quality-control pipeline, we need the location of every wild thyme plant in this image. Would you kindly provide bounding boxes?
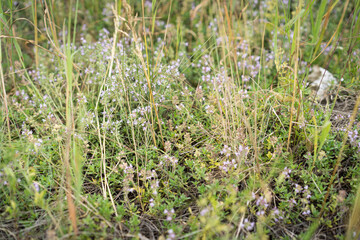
[1,0,360,239]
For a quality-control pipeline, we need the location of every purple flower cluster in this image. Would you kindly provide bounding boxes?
[199,206,212,216]
[119,162,136,193]
[164,208,175,221]
[166,229,176,240]
[21,123,43,149]
[149,198,155,207]
[239,218,255,231]
[220,145,232,157]
[320,42,332,56]
[33,182,40,192]
[159,154,178,170]
[282,167,292,179]
[151,180,159,196]
[14,89,34,106]
[348,128,360,152]
[254,194,270,216]
[219,144,249,172]
[272,207,284,222]
[292,183,312,216]
[219,159,238,172]
[220,144,249,159]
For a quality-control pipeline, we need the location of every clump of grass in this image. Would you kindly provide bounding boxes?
[0,0,360,239]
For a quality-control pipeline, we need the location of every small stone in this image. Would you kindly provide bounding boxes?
[308,66,338,101]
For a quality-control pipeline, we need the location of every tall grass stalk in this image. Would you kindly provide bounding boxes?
[94,4,120,215]
[140,0,165,147]
[346,182,360,240]
[286,0,302,151]
[0,20,11,141]
[234,0,262,173]
[62,0,80,234]
[32,0,39,68]
[309,0,350,65]
[153,0,172,72]
[115,56,144,211]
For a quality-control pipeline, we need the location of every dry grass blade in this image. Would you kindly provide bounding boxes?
[0,49,11,141]
[64,132,78,235]
[346,182,360,240]
[123,0,164,147]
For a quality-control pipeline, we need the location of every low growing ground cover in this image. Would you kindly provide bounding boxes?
[1,0,360,239]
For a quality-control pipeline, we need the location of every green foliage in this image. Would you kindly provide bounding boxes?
[0,0,359,239]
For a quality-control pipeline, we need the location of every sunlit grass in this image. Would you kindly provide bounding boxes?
[0,0,360,239]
